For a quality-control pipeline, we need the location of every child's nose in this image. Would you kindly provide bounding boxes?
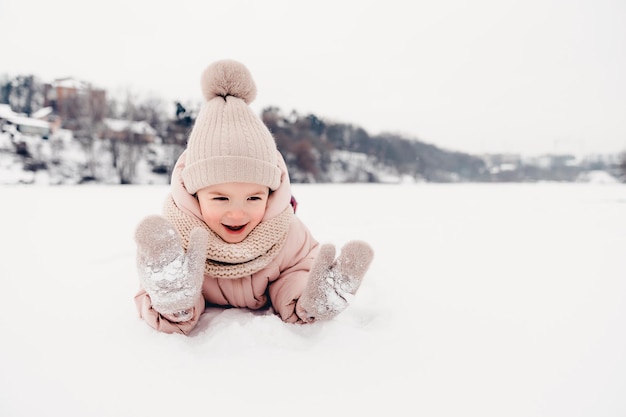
[226,204,246,220]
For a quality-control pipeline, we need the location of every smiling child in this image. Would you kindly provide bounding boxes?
[133,60,373,334]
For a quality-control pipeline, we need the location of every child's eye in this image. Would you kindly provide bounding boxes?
[248,196,262,201]
[213,197,228,201]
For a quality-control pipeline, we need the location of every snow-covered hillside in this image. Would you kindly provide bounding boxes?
[1,183,625,417]
[2,129,623,185]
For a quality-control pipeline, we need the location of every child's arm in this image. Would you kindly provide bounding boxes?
[134,215,208,318]
[298,241,374,322]
[268,217,374,323]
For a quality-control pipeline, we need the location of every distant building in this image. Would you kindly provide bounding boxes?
[32,106,62,133]
[0,103,51,138]
[103,118,157,143]
[43,78,106,131]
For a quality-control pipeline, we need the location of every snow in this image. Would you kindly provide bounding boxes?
[576,170,621,184]
[4,115,50,129]
[0,103,17,119]
[1,183,625,417]
[50,77,93,90]
[104,118,158,135]
[31,106,53,119]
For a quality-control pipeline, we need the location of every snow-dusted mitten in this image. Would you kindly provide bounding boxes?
[135,215,208,320]
[299,240,374,322]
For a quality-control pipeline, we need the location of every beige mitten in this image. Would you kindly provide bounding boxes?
[299,240,374,322]
[135,215,208,319]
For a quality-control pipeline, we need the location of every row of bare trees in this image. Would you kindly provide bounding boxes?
[2,72,625,184]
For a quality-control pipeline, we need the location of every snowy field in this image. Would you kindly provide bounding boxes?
[1,183,625,417]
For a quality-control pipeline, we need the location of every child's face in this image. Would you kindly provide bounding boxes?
[196,182,270,243]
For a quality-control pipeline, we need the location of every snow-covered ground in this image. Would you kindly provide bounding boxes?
[1,183,625,417]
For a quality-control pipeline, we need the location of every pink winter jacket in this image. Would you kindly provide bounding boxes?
[134,150,320,334]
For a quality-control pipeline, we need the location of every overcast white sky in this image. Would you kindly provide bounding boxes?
[2,0,625,156]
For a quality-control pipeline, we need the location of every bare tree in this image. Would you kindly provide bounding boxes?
[113,136,142,184]
[0,75,44,115]
[107,90,148,184]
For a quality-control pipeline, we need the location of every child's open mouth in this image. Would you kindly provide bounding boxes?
[224,224,246,232]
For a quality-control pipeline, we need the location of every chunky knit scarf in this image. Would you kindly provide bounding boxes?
[163,196,293,279]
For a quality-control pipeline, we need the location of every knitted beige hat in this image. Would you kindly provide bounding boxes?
[181,60,281,194]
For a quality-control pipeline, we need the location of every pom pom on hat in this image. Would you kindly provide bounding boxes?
[182,60,282,194]
[200,59,257,104]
